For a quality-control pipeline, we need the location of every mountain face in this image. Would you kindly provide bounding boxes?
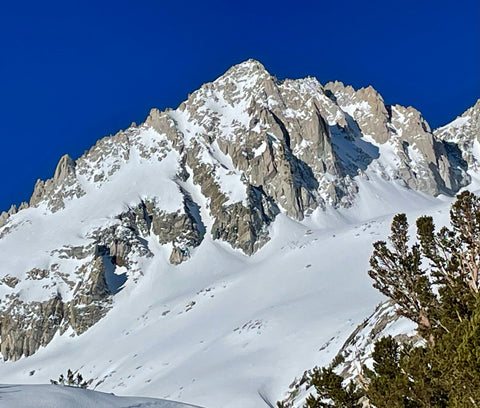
[434,99,480,168]
[0,59,478,407]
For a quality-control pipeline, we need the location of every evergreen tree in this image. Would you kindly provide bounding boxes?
[363,336,414,408]
[368,214,438,343]
[305,366,363,408]
[51,370,90,389]
[67,369,74,385]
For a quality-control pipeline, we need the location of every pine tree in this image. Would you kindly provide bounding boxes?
[363,337,413,408]
[429,304,480,406]
[305,366,363,408]
[368,214,438,343]
[51,370,90,389]
[67,369,74,385]
[415,191,480,334]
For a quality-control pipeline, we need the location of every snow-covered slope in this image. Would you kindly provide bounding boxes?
[0,187,454,408]
[0,384,201,408]
[0,60,478,408]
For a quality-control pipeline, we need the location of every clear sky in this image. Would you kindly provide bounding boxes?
[0,0,478,211]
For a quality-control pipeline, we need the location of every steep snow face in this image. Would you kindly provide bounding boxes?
[0,60,477,407]
[0,384,201,408]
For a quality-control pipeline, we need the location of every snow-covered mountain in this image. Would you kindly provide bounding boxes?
[0,59,478,408]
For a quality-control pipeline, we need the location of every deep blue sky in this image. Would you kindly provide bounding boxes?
[1,0,478,211]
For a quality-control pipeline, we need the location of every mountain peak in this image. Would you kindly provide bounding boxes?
[228,58,268,74]
[212,58,272,92]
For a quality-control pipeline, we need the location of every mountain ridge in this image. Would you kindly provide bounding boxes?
[2,59,475,225]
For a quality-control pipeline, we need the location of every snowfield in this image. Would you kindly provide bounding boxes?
[0,384,201,408]
[0,175,468,408]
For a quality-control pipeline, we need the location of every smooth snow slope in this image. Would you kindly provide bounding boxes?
[0,384,201,408]
[0,174,459,408]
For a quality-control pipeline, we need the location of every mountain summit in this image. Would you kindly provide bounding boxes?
[0,60,478,407]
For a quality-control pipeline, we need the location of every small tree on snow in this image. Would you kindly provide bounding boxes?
[50,369,90,388]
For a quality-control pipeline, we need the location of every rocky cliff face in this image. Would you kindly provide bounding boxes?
[434,99,480,168]
[0,59,476,361]
[324,81,470,195]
